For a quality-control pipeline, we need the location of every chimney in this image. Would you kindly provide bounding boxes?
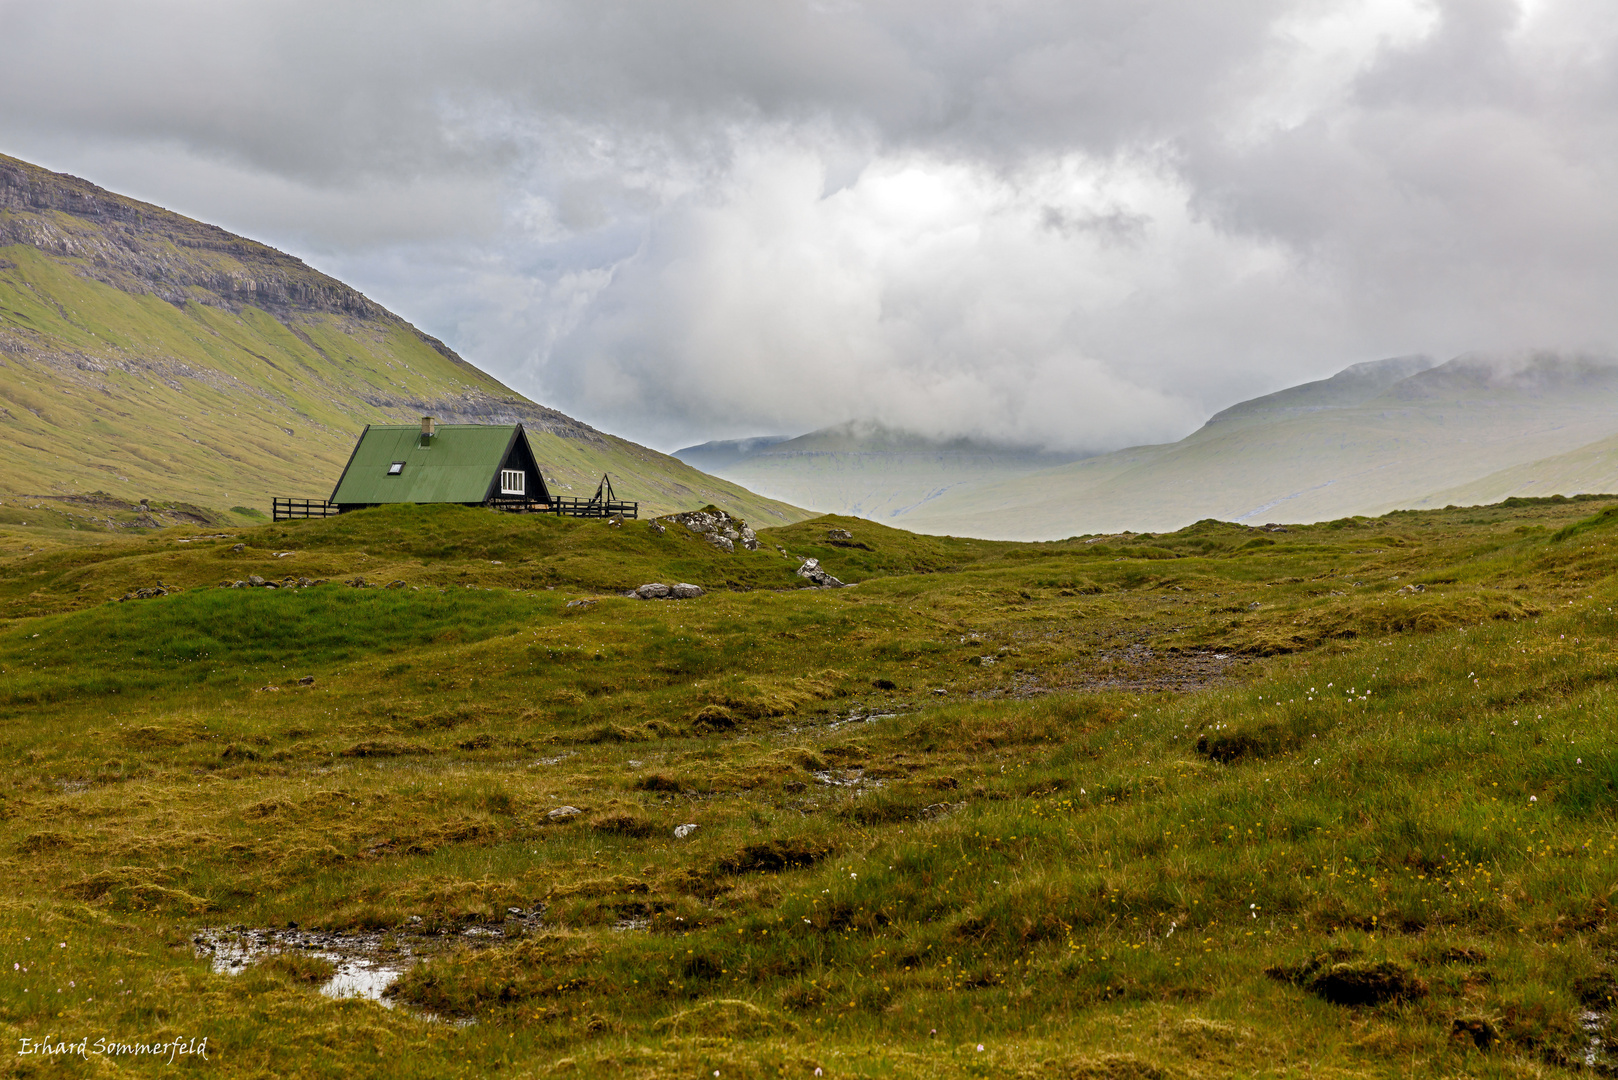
[421,416,436,440]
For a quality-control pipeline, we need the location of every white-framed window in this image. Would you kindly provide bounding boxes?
[500,469,525,495]
[387,461,405,476]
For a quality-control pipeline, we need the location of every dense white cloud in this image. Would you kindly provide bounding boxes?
[2,0,1616,450]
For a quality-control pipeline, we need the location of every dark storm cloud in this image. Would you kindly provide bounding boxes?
[3,0,1616,449]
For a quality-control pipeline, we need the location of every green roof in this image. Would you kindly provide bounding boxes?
[330,424,522,505]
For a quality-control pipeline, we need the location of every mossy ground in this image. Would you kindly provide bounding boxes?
[1,497,1617,1076]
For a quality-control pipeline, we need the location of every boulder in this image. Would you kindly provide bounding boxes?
[546,806,585,822]
[826,528,853,541]
[707,534,735,554]
[670,583,705,599]
[796,558,846,588]
[247,574,267,587]
[636,583,671,599]
[739,526,758,551]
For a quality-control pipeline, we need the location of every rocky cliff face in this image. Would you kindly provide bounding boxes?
[0,154,380,319]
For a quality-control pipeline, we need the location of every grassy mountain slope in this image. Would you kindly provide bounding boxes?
[3,497,1618,1075]
[0,153,807,524]
[1420,430,1618,508]
[899,351,1618,539]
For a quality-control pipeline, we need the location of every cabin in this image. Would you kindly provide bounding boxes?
[326,417,549,511]
[272,417,637,520]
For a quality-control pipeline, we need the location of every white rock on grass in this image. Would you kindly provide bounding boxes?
[670,583,705,599]
[636,583,671,599]
[674,824,699,839]
[546,806,584,821]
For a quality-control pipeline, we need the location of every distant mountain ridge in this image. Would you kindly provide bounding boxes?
[687,420,1088,523]
[0,152,808,523]
[682,351,1618,540]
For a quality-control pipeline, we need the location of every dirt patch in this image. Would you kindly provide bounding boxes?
[718,839,830,875]
[1080,645,1245,692]
[1267,953,1426,1006]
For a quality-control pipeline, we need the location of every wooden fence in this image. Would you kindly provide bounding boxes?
[272,498,340,520]
[489,496,639,518]
[272,496,638,520]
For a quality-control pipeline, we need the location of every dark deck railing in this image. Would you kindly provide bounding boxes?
[273,498,340,521]
[273,496,639,520]
[490,496,639,519]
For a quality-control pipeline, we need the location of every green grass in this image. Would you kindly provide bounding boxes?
[0,497,1617,1075]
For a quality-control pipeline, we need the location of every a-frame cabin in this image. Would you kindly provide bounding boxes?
[328,417,551,511]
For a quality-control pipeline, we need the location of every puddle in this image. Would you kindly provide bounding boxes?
[812,768,883,791]
[195,910,546,1006]
[1583,1009,1608,1068]
[195,927,411,1004]
[826,710,899,732]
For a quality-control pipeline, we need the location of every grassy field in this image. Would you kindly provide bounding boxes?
[1,496,1617,1076]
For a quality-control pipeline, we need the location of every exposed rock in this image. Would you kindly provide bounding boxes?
[231,543,245,553]
[707,534,735,554]
[647,520,666,536]
[826,528,853,541]
[663,508,759,550]
[670,583,705,599]
[796,558,846,588]
[566,598,598,609]
[1397,583,1426,595]
[118,585,169,601]
[247,575,266,587]
[546,806,585,822]
[674,824,699,840]
[636,583,671,599]
[385,580,406,589]
[297,676,315,686]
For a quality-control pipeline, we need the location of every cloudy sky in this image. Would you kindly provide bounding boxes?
[3,0,1616,452]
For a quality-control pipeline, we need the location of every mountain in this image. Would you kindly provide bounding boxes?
[672,435,793,473]
[896,351,1618,539]
[0,153,808,524]
[684,420,1087,522]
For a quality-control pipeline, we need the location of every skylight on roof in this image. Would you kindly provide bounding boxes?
[387,461,404,476]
